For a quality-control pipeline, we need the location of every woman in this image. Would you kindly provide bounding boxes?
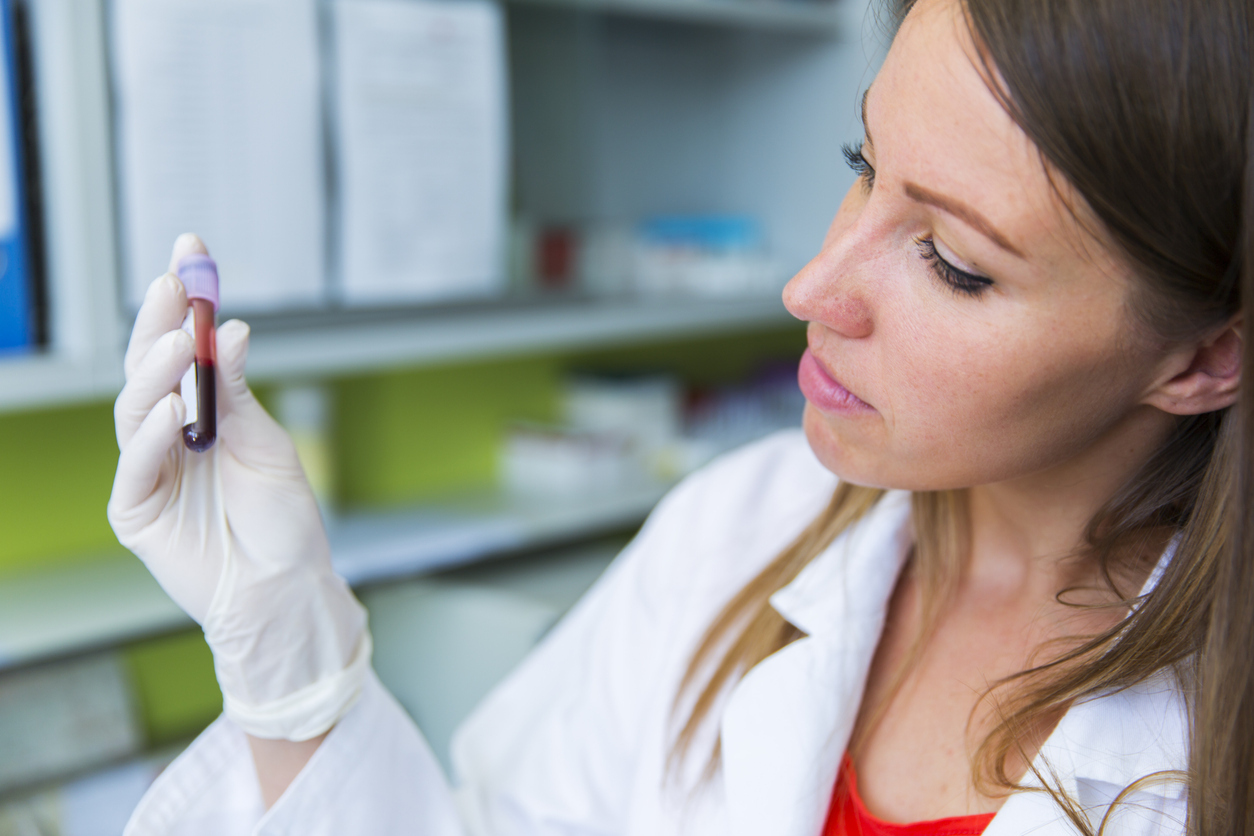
[109,0,1250,833]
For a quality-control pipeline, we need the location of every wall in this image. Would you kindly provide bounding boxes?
[0,401,125,575]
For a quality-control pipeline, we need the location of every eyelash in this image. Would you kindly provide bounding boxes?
[915,236,994,297]
[842,142,875,190]
[843,140,993,298]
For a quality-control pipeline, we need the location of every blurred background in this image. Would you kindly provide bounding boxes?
[0,0,882,830]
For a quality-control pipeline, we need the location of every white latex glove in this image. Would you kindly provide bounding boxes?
[108,234,371,741]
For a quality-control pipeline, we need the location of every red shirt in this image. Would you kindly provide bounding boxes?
[822,756,995,836]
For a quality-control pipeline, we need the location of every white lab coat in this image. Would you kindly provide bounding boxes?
[125,430,1189,836]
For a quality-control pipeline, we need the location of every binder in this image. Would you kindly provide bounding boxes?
[0,0,32,355]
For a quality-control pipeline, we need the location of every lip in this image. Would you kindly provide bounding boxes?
[797,349,876,415]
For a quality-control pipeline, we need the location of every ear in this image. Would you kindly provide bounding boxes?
[1142,317,1243,416]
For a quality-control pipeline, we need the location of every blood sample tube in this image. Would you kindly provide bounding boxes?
[177,254,219,452]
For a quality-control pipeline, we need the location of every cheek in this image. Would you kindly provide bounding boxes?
[807,299,1147,491]
[888,314,1143,485]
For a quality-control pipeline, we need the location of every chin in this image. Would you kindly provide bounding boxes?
[801,403,933,492]
[802,405,877,486]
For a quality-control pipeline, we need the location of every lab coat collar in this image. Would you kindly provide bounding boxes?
[719,490,912,836]
[768,489,913,639]
[986,668,1188,835]
[1030,670,1188,797]
[720,489,1186,836]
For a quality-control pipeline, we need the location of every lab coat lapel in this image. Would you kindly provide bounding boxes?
[720,491,912,836]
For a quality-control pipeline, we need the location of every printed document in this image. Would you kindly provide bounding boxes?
[333,0,508,304]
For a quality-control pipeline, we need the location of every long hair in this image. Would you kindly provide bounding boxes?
[670,1,1252,833]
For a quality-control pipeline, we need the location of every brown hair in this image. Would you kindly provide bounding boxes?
[671,1,1252,833]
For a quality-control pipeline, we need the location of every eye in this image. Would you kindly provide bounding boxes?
[915,236,994,297]
[842,142,875,191]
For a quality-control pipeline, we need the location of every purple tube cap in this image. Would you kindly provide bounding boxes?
[177,254,220,312]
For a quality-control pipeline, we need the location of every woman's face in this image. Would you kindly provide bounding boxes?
[784,0,1177,492]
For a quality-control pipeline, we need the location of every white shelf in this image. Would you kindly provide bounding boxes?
[0,559,190,669]
[0,482,669,671]
[243,294,795,381]
[0,294,795,409]
[0,352,120,412]
[329,481,668,586]
[507,0,841,31]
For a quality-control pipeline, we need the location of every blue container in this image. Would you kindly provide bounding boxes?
[637,215,763,254]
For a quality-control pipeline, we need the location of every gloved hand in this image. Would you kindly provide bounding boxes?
[108,233,371,742]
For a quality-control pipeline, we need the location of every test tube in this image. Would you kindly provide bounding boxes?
[177,254,219,452]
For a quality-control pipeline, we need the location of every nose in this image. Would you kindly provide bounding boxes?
[783,237,875,341]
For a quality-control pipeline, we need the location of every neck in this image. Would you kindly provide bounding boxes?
[962,406,1176,600]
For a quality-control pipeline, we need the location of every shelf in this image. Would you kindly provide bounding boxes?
[0,482,670,672]
[0,352,121,412]
[0,558,190,670]
[329,481,668,586]
[506,0,842,31]
[0,295,796,410]
[0,0,830,413]
[243,294,795,381]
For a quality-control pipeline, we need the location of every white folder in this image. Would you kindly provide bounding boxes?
[111,0,327,313]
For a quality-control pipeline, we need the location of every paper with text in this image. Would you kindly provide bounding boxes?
[334,0,508,304]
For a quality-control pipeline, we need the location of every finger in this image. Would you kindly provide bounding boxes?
[168,232,208,274]
[116,328,194,448]
[108,392,186,526]
[124,273,187,381]
[214,319,256,414]
[214,319,300,463]
[215,318,282,432]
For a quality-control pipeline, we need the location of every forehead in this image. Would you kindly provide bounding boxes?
[872,0,1113,272]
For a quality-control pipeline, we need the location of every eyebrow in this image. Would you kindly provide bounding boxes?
[859,87,1025,260]
[905,183,1025,258]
